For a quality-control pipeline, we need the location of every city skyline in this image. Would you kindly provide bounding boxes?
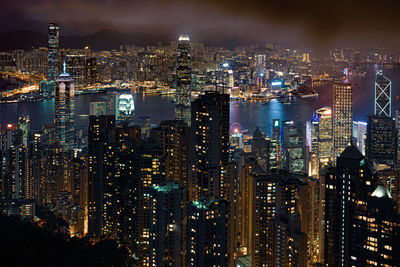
[1,13,400,267]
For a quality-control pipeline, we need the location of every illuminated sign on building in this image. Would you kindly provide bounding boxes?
[115,94,135,123]
[271,81,282,86]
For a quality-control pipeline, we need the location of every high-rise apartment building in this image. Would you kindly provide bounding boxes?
[252,170,307,267]
[149,181,185,266]
[189,91,230,200]
[185,198,229,266]
[325,143,400,266]
[150,120,189,186]
[324,144,376,266]
[87,115,115,239]
[333,83,353,157]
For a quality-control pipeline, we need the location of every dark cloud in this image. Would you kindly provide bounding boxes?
[1,0,400,45]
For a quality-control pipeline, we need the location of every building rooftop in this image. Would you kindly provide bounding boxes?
[253,127,264,139]
[371,185,392,198]
[339,144,364,160]
[178,34,190,41]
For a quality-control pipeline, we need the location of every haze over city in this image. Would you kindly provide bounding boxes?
[1,1,400,267]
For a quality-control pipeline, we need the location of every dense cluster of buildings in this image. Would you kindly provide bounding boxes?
[1,23,400,266]
[2,23,400,103]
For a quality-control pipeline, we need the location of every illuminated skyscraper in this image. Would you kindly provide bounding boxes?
[65,55,85,88]
[175,34,191,125]
[366,115,397,166]
[375,70,391,117]
[282,121,307,174]
[189,91,230,200]
[352,121,367,155]
[47,23,59,81]
[316,107,333,166]
[54,65,75,150]
[333,83,353,157]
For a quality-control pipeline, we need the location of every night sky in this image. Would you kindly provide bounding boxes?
[1,0,400,46]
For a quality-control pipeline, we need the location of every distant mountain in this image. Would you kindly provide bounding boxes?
[62,29,173,50]
[0,30,47,51]
[0,29,173,51]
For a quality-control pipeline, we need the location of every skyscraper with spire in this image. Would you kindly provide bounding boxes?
[47,23,59,81]
[175,34,191,125]
[54,61,75,150]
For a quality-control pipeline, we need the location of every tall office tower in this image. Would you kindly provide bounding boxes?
[352,50,361,68]
[267,119,282,171]
[189,91,230,200]
[149,182,185,266]
[185,198,229,266]
[375,70,391,117]
[150,120,189,186]
[87,115,115,239]
[254,54,266,71]
[316,107,333,166]
[333,83,353,157]
[352,121,367,155]
[282,121,307,174]
[65,55,85,88]
[138,116,151,138]
[54,69,75,150]
[252,170,307,267]
[306,115,319,155]
[308,153,319,178]
[366,115,397,166]
[47,23,59,81]
[106,91,116,116]
[252,127,268,170]
[89,102,107,116]
[85,57,97,86]
[324,144,376,266]
[175,34,191,125]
